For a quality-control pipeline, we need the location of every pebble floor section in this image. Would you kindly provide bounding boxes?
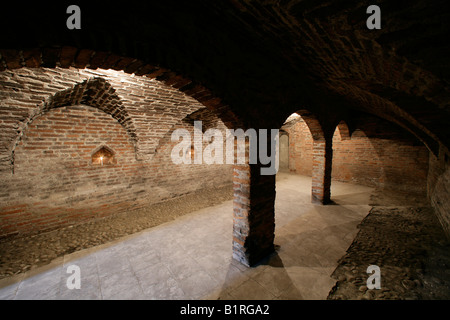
[328,190,450,300]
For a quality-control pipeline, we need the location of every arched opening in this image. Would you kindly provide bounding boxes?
[335,121,351,141]
[265,111,377,299]
[280,110,332,204]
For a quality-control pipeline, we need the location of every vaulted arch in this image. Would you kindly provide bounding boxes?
[335,120,351,141]
[295,109,326,142]
[10,77,137,171]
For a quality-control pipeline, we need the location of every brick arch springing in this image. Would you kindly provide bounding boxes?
[334,120,351,141]
[10,77,137,172]
[294,109,326,142]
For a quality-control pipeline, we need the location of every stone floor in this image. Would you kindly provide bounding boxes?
[0,173,376,300]
[328,194,450,300]
[0,184,234,279]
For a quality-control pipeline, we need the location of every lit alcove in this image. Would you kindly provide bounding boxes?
[92,146,116,166]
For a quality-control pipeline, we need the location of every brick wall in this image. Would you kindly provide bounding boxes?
[332,117,429,193]
[282,117,313,176]
[0,67,233,239]
[282,114,429,194]
[0,67,209,173]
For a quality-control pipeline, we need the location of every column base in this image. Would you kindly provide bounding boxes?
[311,194,332,205]
[232,242,275,267]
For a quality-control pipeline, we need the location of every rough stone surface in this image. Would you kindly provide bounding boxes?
[328,190,450,300]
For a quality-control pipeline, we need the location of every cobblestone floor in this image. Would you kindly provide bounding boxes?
[328,190,450,300]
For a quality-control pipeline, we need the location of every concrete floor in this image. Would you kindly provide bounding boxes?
[0,173,373,300]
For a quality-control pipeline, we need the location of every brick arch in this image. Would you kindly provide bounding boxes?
[294,109,326,142]
[152,107,227,155]
[181,107,222,132]
[334,120,351,141]
[10,77,138,170]
[46,77,136,140]
[0,47,244,130]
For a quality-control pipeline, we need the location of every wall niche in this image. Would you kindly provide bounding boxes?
[92,146,116,166]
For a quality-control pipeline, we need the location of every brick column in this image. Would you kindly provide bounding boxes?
[311,137,333,204]
[230,130,277,267]
[232,164,276,266]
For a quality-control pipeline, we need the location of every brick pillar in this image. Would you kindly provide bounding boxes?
[231,133,276,267]
[298,110,333,205]
[233,164,276,266]
[311,137,333,204]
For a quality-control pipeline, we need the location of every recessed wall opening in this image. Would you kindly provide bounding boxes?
[92,146,116,166]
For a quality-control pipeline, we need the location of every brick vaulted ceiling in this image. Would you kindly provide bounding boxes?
[1,0,449,155]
